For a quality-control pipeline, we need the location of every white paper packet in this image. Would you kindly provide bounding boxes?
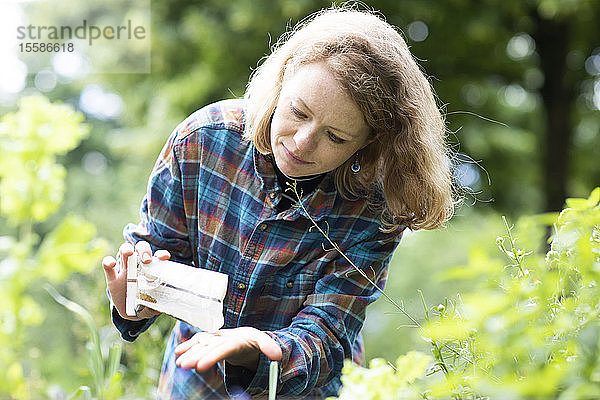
[125,254,228,332]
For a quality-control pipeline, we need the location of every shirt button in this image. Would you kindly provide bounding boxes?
[259,223,268,231]
[237,283,246,290]
[286,281,294,288]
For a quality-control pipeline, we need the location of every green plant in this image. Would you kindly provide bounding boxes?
[45,285,123,400]
[421,188,600,398]
[287,181,600,398]
[335,351,433,400]
[0,95,106,399]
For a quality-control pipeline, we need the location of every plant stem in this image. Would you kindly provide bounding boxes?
[502,216,526,276]
[286,182,422,328]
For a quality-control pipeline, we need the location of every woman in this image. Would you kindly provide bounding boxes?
[102,6,453,399]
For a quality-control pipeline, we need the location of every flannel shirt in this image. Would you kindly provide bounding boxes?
[112,99,404,399]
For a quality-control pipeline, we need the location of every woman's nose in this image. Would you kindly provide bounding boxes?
[293,125,318,152]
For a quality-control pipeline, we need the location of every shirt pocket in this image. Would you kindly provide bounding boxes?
[255,270,320,328]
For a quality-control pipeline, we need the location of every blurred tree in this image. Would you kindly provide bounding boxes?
[376,0,600,214]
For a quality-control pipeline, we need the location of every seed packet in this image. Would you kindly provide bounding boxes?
[125,253,228,332]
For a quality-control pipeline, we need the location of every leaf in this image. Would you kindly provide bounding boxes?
[0,95,89,223]
[589,187,600,207]
[45,284,104,396]
[565,188,600,210]
[106,342,122,382]
[394,351,432,385]
[565,198,592,210]
[36,214,107,282]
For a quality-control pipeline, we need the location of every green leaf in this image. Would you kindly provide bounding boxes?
[587,187,600,207]
[394,351,432,385]
[565,188,600,210]
[0,95,89,223]
[106,342,122,382]
[36,214,107,282]
[44,285,104,396]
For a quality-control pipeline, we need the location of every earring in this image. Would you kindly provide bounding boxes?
[351,153,361,173]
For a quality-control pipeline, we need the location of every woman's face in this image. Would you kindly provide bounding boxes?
[270,62,371,178]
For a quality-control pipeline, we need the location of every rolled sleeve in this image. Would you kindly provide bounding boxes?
[111,306,158,342]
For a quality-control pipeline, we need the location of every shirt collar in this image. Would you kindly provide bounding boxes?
[253,145,337,221]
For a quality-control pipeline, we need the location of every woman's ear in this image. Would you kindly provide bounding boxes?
[360,131,379,150]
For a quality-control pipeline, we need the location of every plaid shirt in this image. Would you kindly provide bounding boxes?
[112,99,403,399]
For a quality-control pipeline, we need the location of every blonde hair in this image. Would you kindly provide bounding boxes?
[244,6,454,231]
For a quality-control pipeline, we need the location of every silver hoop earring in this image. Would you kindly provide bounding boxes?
[351,153,361,173]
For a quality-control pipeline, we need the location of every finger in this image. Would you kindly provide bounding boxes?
[119,242,135,273]
[176,344,206,369]
[154,249,171,261]
[135,241,153,264]
[119,242,134,260]
[174,339,196,356]
[174,332,214,355]
[194,342,236,373]
[102,256,117,281]
[176,342,222,370]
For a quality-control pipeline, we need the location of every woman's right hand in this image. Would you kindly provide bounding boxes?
[102,241,170,321]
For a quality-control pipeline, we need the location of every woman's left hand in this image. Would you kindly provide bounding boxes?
[174,327,282,373]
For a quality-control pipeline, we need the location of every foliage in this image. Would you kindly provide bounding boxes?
[334,351,432,400]
[335,188,600,399]
[0,96,89,223]
[0,95,106,399]
[387,0,600,213]
[45,285,122,400]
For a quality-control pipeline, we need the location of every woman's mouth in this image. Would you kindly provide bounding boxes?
[282,144,311,165]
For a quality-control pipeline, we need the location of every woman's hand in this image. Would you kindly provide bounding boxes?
[175,327,283,373]
[102,240,170,321]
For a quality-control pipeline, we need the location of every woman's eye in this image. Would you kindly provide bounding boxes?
[291,105,307,119]
[328,131,346,144]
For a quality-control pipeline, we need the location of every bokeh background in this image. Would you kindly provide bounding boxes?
[0,0,598,398]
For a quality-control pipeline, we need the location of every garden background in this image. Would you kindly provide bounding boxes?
[0,0,599,398]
